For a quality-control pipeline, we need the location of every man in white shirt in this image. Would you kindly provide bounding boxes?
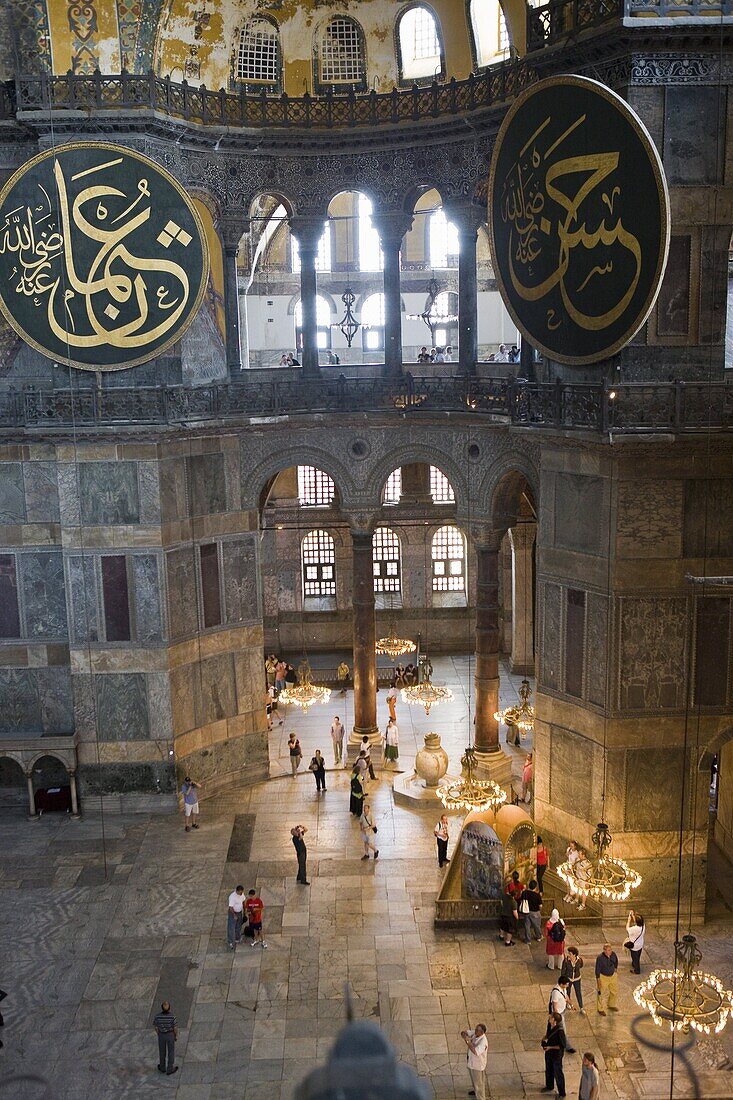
[460,1022,488,1099]
[227,885,245,950]
[549,976,576,1053]
[330,716,344,765]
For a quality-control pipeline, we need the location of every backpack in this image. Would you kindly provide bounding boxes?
[550,920,566,944]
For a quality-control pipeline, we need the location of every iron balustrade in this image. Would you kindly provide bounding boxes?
[0,376,730,433]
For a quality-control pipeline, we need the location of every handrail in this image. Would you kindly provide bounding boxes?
[0,376,730,434]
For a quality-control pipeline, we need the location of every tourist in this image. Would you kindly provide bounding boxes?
[536,835,550,893]
[496,343,510,362]
[500,886,518,947]
[540,1011,566,1097]
[245,888,267,948]
[265,653,277,688]
[521,751,533,802]
[360,736,376,780]
[506,869,524,902]
[578,1052,601,1100]
[349,767,365,816]
[595,944,619,1015]
[574,847,592,910]
[434,814,450,867]
[434,346,445,362]
[354,750,368,783]
[181,776,201,832]
[265,687,273,731]
[384,717,399,766]
[460,1022,488,1100]
[285,662,297,684]
[359,801,379,860]
[275,658,287,693]
[288,734,302,776]
[309,749,327,793]
[562,946,585,1014]
[291,824,309,884]
[417,346,431,364]
[386,683,397,722]
[444,345,453,362]
[404,662,416,686]
[625,909,645,974]
[510,344,520,363]
[562,841,580,903]
[330,716,345,765]
[549,975,577,1053]
[545,908,566,968]
[519,878,543,942]
[337,660,350,694]
[153,1000,178,1076]
[227,884,245,949]
[394,664,406,687]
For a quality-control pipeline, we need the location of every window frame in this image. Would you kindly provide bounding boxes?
[373,526,402,595]
[314,16,367,94]
[396,2,446,87]
[297,466,336,508]
[302,528,337,599]
[430,466,456,504]
[431,524,466,592]
[466,0,512,70]
[235,15,282,92]
[383,469,402,505]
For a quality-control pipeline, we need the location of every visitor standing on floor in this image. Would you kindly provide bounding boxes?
[578,1052,601,1100]
[275,658,287,693]
[460,1023,488,1100]
[541,1011,566,1097]
[265,654,277,689]
[181,776,201,832]
[595,944,619,1015]
[288,734,302,777]
[506,869,524,902]
[384,718,399,766]
[349,767,365,815]
[519,878,543,942]
[562,946,585,1014]
[625,909,645,974]
[500,886,518,947]
[337,660,350,694]
[549,976,577,1053]
[573,847,592,910]
[434,814,450,867]
[330,716,345,765]
[245,889,267,948]
[227,884,245,949]
[309,749,327,792]
[545,909,566,968]
[386,684,397,722]
[359,802,379,860]
[291,824,309,884]
[153,1001,178,1076]
[536,835,550,893]
[360,735,377,780]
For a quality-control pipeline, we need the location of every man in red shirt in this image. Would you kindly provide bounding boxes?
[245,889,267,948]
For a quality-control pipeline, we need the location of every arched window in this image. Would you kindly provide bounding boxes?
[291,223,331,272]
[358,194,383,272]
[432,525,466,591]
[373,527,401,594]
[427,291,459,350]
[429,209,460,269]
[362,292,386,352]
[294,295,332,350]
[238,17,281,85]
[430,466,455,503]
[383,469,402,504]
[297,465,335,506]
[318,17,365,87]
[398,6,443,82]
[469,0,511,67]
[302,529,336,598]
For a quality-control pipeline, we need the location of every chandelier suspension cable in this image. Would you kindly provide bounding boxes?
[401,507,453,714]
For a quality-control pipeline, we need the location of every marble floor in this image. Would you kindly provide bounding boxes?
[2,662,733,1100]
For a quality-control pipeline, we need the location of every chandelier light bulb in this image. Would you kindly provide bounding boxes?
[437,746,507,813]
[494,678,535,737]
[401,670,453,715]
[634,934,733,1035]
[278,657,331,713]
[556,822,641,903]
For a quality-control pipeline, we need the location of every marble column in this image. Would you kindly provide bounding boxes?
[509,522,536,675]
[348,530,380,752]
[221,223,244,372]
[445,201,484,376]
[473,530,512,785]
[26,771,37,819]
[373,212,413,378]
[69,770,80,818]
[289,217,323,378]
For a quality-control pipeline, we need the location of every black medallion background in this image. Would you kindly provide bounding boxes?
[488,76,669,365]
[0,142,208,371]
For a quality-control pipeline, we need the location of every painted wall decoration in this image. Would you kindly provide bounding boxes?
[0,143,209,372]
[488,75,670,365]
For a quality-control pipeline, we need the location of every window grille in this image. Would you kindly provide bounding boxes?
[430,466,455,503]
[302,529,336,597]
[298,466,335,506]
[429,209,460,268]
[373,527,401,593]
[320,18,363,84]
[432,525,465,591]
[238,18,280,84]
[358,193,383,272]
[404,7,439,60]
[384,469,402,504]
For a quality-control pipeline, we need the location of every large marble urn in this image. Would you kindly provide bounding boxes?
[414,732,449,788]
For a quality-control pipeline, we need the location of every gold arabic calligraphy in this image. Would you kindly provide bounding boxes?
[500,113,642,333]
[0,152,193,352]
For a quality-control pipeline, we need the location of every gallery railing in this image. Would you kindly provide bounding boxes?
[528,0,732,49]
[0,376,730,434]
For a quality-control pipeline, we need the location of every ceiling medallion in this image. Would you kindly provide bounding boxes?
[437,746,507,814]
[494,678,535,736]
[278,657,331,713]
[634,934,733,1035]
[557,821,641,903]
[401,670,453,715]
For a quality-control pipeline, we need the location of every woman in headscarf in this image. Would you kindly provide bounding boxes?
[545,908,566,970]
[349,766,365,816]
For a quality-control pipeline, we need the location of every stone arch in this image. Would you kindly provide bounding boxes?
[0,755,27,810]
[478,455,540,531]
[27,750,72,776]
[243,446,358,512]
[367,446,470,513]
[0,751,25,773]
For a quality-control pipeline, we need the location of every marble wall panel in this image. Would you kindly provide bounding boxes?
[222,535,260,624]
[553,474,603,555]
[78,462,140,526]
[24,462,60,524]
[618,597,688,711]
[616,481,684,559]
[147,671,173,740]
[20,551,68,639]
[170,664,198,736]
[165,548,198,639]
[0,553,20,638]
[57,464,81,526]
[683,480,733,559]
[586,593,608,708]
[539,582,562,693]
[66,555,99,644]
[0,668,41,732]
[137,461,162,524]
[549,725,593,822]
[36,666,74,734]
[188,452,226,517]
[664,87,724,185]
[95,673,150,740]
[199,653,237,725]
[0,462,26,522]
[132,554,164,643]
[624,747,690,832]
[71,673,96,741]
[159,458,189,523]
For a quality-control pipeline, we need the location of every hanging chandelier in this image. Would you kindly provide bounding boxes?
[278,657,331,713]
[557,822,641,903]
[634,934,733,1035]
[336,287,360,347]
[401,670,453,715]
[494,678,535,735]
[437,746,507,813]
[375,619,416,659]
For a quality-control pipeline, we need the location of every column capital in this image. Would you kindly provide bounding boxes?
[288,214,326,249]
[348,516,378,543]
[220,219,247,252]
[466,525,504,552]
[371,210,414,249]
[442,199,485,236]
[508,521,537,551]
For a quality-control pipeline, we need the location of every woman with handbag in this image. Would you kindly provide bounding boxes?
[288,734,302,777]
[625,909,645,974]
[309,749,327,793]
[359,802,379,860]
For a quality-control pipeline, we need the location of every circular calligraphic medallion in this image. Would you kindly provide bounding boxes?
[0,142,209,371]
[488,76,669,365]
